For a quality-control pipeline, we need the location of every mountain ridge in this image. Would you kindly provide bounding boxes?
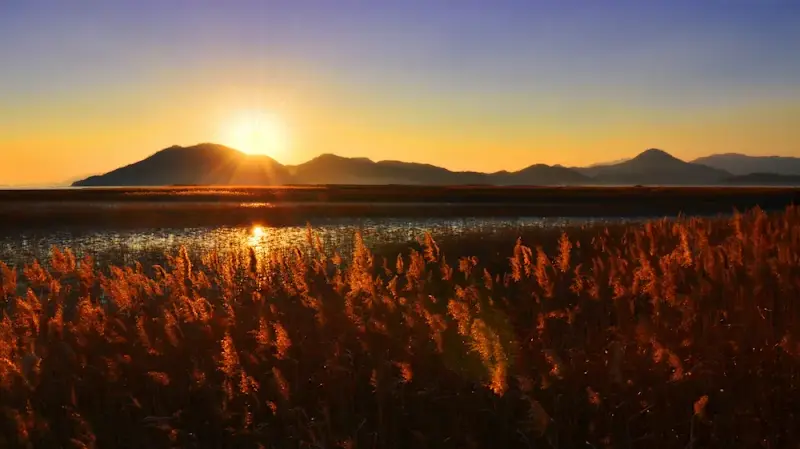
[580,148,731,185]
[691,153,800,176]
[71,144,800,187]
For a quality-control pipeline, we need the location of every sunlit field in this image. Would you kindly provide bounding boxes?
[2,206,800,448]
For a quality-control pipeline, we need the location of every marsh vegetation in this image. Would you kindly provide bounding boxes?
[1,206,799,447]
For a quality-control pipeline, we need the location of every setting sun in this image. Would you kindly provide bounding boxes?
[222,111,289,160]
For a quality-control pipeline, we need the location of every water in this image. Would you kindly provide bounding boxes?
[0,215,641,266]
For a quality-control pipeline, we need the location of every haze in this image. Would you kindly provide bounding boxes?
[1,0,799,185]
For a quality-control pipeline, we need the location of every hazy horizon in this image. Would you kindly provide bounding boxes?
[3,142,800,188]
[2,0,799,185]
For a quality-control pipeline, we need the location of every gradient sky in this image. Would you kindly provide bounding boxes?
[1,0,799,185]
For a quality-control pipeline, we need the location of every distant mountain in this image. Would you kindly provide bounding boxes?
[74,145,589,187]
[492,164,591,185]
[288,155,589,185]
[586,148,731,185]
[588,158,630,167]
[73,143,290,187]
[723,173,800,186]
[692,153,800,176]
[73,144,795,188]
[573,158,632,176]
[289,154,490,185]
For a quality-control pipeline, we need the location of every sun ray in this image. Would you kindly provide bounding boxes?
[222,111,289,159]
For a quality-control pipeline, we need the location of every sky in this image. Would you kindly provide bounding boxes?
[1,0,799,185]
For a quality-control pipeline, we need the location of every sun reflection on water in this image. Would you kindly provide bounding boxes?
[0,216,639,268]
[248,225,268,248]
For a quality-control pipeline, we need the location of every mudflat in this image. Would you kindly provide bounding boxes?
[0,186,797,229]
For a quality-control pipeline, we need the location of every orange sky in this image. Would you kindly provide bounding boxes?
[2,1,799,185]
[2,82,798,186]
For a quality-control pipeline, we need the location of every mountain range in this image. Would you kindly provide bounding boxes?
[691,154,800,176]
[72,143,800,187]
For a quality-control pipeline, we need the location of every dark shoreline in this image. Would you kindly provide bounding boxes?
[1,185,799,203]
[0,186,797,230]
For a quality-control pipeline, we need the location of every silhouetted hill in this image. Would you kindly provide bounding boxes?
[72,144,290,187]
[573,158,632,176]
[492,164,592,185]
[692,153,800,176]
[723,173,800,186]
[73,144,778,187]
[74,146,591,187]
[289,154,586,185]
[589,158,631,167]
[587,149,731,185]
[289,154,489,185]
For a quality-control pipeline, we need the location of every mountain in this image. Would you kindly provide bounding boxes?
[723,173,800,186]
[585,148,731,185]
[73,145,590,187]
[588,158,630,167]
[72,144,778,187]
[289,154,490,185]
[288,154,588,185]
[492,164,592,185]
[692,153,800,176]
[73,144,290,187]
[574,158,632,175]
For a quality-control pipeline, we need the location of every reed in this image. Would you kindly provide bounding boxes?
[0,206,799,448]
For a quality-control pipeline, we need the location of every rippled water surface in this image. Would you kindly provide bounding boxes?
[0,215,643,265]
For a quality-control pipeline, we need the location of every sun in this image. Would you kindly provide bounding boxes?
[223,111,289,159]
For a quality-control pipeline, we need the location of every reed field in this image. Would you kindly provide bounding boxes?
[1,206,800,448]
